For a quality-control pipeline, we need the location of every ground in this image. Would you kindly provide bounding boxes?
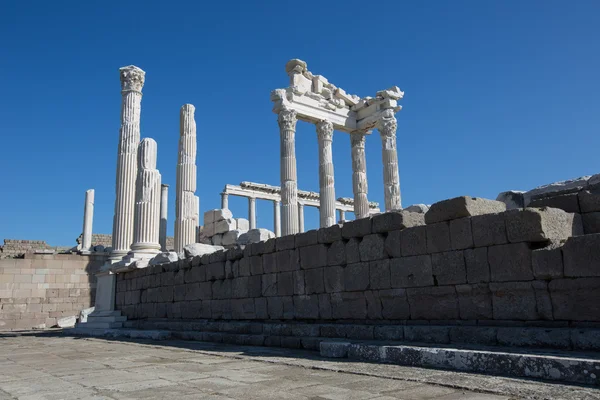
[0,333,599,400]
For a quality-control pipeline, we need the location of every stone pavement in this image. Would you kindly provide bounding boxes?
[0,332,599,400]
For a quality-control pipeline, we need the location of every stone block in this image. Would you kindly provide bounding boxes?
[262,274,277,297]
[562,234,600,277]
[583,212,600,234]
[400,225,427,256]
[404,326,450,344]
[222,230,244,246]
[371,210,425,234]
[277,271,294,296]
[292,270,305,295]
[359,234,386,261]
[369,259,391,289]
[496,190,525,210]
[275,235,296,251]
[238,229,275,245]
[324,265,344,293]
[277,249,299,272]
[449,327,497,346]
[318,224,342,244]
[465,247,490,283]
[295,230,318,247]
[407,286,459,320]
[304,268,324,294]
[345,238,361,264]
[426,222,451,253]
[183,243,224,259]
[293,295,319,319]
[299,244,328,269]
[263,238,276,253]
[318,293,332,319]
[550,278,600,321]
[231,277,249,298]
[320,341,350,358]
[344,262,369,291]
[490,282,537,320]
[205,262,225,281]
[211,280,231,300]
[254,298,268,319]
[249,255,263,275]
[456,284,493,320]
[571,329,600,351]
[149,252,178,266]
[431,250,466,285]
[471,213,508,247]
[374,325,404,341]
[504,207,577,243]
[214,218,237,234]
[248,275,262,298]
[231,298,255,319]
[267,296,294,319]
[425,196,506,224]
[235,218,250,231]
[327,240,346,266]
[262,252,277,274]
[379,289,410,319]
[497,327,570,349]
[341,217,372,239]
[579,189,600,213]
[532,280,553,320]
[449,217,473,250]
[365,290,382,319]
[488,242,533,282]
[184,266,205,283]
[529,193,580,213]
[331,292,366,319]
[390,255,433,288]
[384,230,402,258]
[532,241,563,279]
[212,234,223,246]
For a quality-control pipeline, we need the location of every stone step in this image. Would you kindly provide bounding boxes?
[86,315,127,323]
[74,321,123,329]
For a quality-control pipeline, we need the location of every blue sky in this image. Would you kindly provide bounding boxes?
[0,1,598,246]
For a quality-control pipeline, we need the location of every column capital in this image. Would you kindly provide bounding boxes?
[119,65,145,93]
[378,109,397,138]
[278,107,298,131]
[316,120,334,141]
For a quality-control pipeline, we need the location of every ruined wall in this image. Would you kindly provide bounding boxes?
[115,199,600,330]
[0,239,56,258]
[0,253,105,330]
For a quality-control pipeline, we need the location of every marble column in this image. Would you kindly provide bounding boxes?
[273,200,281,237]
[174,104,197,253]
[159,184,169,251]
[278,107,299,236]
[248,197,257,229]
[339,209,346,223]
[316,120,336,228]
[110,65,145,260]
[350,132,370,219]
[379,109,402,211]
[221,193,229,209]
[81,189,94,253]
[298,202,305,233]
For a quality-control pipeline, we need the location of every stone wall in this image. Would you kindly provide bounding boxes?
[115,198,599,330]
[0,239,55,258]
[0,253,105,330]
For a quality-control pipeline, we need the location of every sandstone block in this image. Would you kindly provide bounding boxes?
[344,263,369,291]
[371,210,425,234]
[532,241,563,279]
[465,247,490,283]
[504,207,577,243]
[341,217,372,239]
[294,295,319,319]
[449,217,474,250]
[295,230,318,247]
[550,278,600,321]
[425,196,507,224]
[359,234,386,261]
[471,213,508,247]
[369,259,391,289]
[235,218,250,231]
[431,251,466,285]
[400,225,427,256]
[183,243,224,259]
[390,255,433,288]
[407,286,459,320]
[496,190,525,210]
[345,238,361,264]
[299,244,328,269]
[379,289,410,319]
[562,234,600,277]
[456,284,492,320]
[488,242,533,282]
[529,193,580,213]
[426,222,451,253]
[324,265,344,293]
[318,224,342,244]
[304,268,324,294]
[583,212,600,234]
[490,282,537,320]
[579,189,600,213]
[327,240,346,266]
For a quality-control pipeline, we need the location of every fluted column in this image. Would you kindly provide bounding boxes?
[81,189,94,253]
[159,184,169,251]
[248,197,257,229]
[298,202,305,233]
[350,132,370,219]
[378,109,402,211]
[130,138,161,255]
[174,104,197,253]
[221,193,229,209]
[110,65,145,260]
[278,107,299,236]
[273,200,281,237]
[316,120,336,228]
[339,209,346,223]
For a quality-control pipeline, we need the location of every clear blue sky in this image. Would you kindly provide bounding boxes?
[1,1,598,246]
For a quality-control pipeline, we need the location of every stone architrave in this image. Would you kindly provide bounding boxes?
[273,200,281,237]
[81,189,94,253]
[278,107,299,236]
[159,184,169,251]
[350,132,370,219]
[249,197,257,229]
[221,192,229,209]
[110,65,145,260]
[316,120,336,228]
[174,104,198,253]
[298,202,305,233]
[378,109,401,211]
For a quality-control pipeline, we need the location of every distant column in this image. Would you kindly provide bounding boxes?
[159,184,169,251]
[174,104,197,253]
[378,109,401,211]
[273,200,281,237]
[339,209,346,223]
[350,132,370,219]
[81,189,94,253]
[110,65,145,260]
[249,197,257,229]
[316,120,336,228]
[278,107,299,236]
[221,192,229,209]
[298,202,305,233]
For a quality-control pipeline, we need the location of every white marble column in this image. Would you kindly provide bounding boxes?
[110,65,145,260]
[159,184,168,251]
[350,132,370,219]
[174,104,197,253]
[316,120,336,228]
[221,193,229,209]
[248,197,257,229]
[339,209,346,223]
[81,189,94,253]
[278,107,299,236]
[378,109,402,211]
[298,202,305,233]
[273,200,281,237]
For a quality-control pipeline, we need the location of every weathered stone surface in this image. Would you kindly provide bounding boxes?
[456,284,492,320]
[425,196,506,224]
[238,229,275,245]
[267,296,294,319]
[490,282,537,320]
[275,235,296,251]
[571,329,600,351]
[331,292,366,319]
[261,274,277,297]
[345,238,361,264]
[305,268,324,294]
[579,189,600,213]
[369,259,391,290]
[450,327,497,346]
[295,230,318,248]
[222,230,244,246]
[183,243,224,259]
[324,266,344,293]
[431,251,466,285]
[426,222,451,253]
[318,224,342,244]
[374,325,404,341]
[261,253,276,274]
[214,219,237,234]
[400,225,427,256]
[496,190,525,210]
[562,234,600,277]
[359,234,386,261]
[384,230,402,258]
[390,255,433,288]
[407,286,459,320]
[204,208,233,224]
[277,272,294,296]
[404,204,429,214]
[231,277,249,298]
[365,290,382,319]
[57,315,76,328]
[529,193,580,213]
[465,247,490,283]
[532,280,553,320]
[371,210,424,233]
[278,249,299,272]
[293,270,305,295]
[235,218,250,231]
[320,341,350,358]
[488,242,533,282]
[471,213,508,247]
[532,241,564,279]
[404,326,450,344]
[341,217,371,239]
[149,252,178,266]
[504,207,577,243]
[318,293,332,319]
[524,175,591,204]
[583,212,600,234]
[327,240,346,266]
[449,217,473,250]
[293,295,319,319]
[299,244,328,269]
[497,327,569,349]
[550,278,600,321]
[263,238,276,254]
[344,263,369,291]
[379,289,410,319]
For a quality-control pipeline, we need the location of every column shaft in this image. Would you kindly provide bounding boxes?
[82,189,94,252]
[298,203,305,233]
[159,184,169,251]
[339,209,346,223]
[316,120,336,228]
[379,110,402,211]
[221,193,229,209]
[273,201,281,237]
[278,108,299,236]
[249,197,257,229]
[350,133,370,219]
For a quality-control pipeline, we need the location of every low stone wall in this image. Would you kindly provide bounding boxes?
[0,239,55,258]
[115,199,600,334]
[0,253,106,330]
